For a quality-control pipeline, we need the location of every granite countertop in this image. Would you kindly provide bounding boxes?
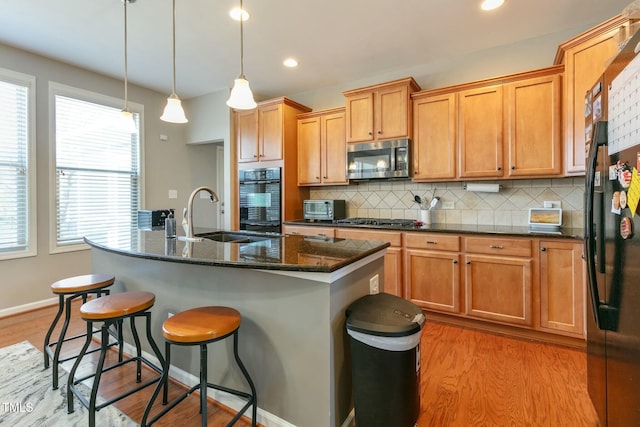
[84,228,390,273]
[283,220,585,240]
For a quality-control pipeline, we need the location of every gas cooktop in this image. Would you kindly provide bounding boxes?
[334,218,416,227]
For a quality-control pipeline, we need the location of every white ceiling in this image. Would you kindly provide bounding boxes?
[0,0,633,100]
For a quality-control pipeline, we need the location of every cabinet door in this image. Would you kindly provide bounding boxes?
[406,249,461,313]
[464,254,532,326]
[322,112,348,184]
[539,241,584,336]
[236,109,259,163]
[377,84,409,140]
[506,73,562,177]
[345,92,374,143]
[259,103,283,161]
[459,85,504,178]
[383,247,404,298]
[413,93,457,180]
[297,117,321,185]
[563,29,620,175]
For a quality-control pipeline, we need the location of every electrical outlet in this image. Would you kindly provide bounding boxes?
[543,200,561,208]
[168,190,177,199]
[369,274,379,294]
[442,200,454,210]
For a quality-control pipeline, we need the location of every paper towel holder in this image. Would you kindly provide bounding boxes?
[464,182,502,193]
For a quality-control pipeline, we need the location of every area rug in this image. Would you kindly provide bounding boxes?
[0,340,137,427]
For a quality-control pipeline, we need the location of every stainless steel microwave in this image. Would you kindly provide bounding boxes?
[347,139,411,180]
[303,200,346,221]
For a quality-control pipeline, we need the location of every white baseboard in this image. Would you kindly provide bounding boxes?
[121,341,295,427]
[0,297,58,319]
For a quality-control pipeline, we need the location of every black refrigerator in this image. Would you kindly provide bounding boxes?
[585,29,640,426]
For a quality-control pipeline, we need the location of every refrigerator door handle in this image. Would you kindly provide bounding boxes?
[585,121,607,330]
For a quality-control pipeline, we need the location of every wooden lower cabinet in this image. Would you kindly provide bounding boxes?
[539,240,585,336]
[406,249,461,312]
[464,254,533,326]
[335,228,403,297]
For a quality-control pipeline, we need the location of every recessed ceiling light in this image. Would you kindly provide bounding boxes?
[480,0,504,11]
[283,58,298,68]
[229,7,250,21]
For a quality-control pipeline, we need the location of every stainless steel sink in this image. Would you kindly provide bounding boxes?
[196,231,273,244]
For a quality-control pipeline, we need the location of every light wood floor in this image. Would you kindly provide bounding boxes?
[0,303,599,426]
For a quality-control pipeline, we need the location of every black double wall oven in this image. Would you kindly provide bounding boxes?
[239,167,281,233]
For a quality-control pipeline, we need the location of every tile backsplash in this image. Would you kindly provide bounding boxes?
[309,178,585,229]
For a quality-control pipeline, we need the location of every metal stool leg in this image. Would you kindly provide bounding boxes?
[43,295,64,369]
[200,344,207,426]
[87,321,110,427]
[228,330,257,427]
[130,316,142,383]
[67,320,93,414]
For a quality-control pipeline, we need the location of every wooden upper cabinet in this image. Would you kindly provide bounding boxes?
[555,15,633,175]
[237,109,259,162]
[297,108,347,186]
[412,93,457,180]
[235,97,311,165]
[506,71,562,177]
[459,84,504,178]
[343,77,420,143]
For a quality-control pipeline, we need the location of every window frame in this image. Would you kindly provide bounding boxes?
[48,82,145,254]
[0,67,37,261]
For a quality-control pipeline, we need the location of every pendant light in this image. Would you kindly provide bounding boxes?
[226,0,257,110]
[160,0,188,123]
[120,0,137,133]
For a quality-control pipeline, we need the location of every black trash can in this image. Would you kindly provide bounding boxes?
[346,292,425,427]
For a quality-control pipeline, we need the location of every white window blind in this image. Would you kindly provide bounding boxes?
[54,94,140,249]
[0,71,35,259]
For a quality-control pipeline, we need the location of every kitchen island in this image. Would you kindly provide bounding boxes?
[85,229,389,427]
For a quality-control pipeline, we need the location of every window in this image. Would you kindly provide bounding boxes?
[0,68,36,260]
[50,83,143,252]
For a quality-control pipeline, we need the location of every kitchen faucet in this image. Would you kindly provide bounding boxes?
[181,186,219,241]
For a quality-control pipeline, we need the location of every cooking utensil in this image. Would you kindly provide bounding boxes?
[428,197,439,210]
[411,191,422,205]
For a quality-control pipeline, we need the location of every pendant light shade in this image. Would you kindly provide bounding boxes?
[120,0,137,133]
[226,0,257,110]
[161,0,188,123]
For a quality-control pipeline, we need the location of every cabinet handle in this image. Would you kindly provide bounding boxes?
[318,233,326,237]
[541,247,547,252]
[426,240,437,244]
[453,260,458,264]
[511,165,516,170]
[497,166,502,171]
[291,231,299,235]
[466,261,471,265]
[489,245,504,249]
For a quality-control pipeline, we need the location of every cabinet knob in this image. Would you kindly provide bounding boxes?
[541,247,547,252]
[497,166,502,171]
[377,130,382,134]
[316,176,320,180]
[466,261,471,265]
[253,154,257,158]
[453,260,458,264]
[511,165,516,170]
[414,171,418,175]
[368,132,373,135]
[323,176,327,179]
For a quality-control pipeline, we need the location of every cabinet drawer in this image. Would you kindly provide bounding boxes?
[282,225,335,238]
[405,232,460,251]
[464,236,531,257]
[335,228,402,246]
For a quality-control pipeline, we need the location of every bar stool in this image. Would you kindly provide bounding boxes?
[43,273,121,390]
[141,306,257,427]
[67,291,164,427]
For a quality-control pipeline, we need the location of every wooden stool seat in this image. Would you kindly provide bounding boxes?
[162,306,241,344]
[80,291,155,320]
[50,273,115,295]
